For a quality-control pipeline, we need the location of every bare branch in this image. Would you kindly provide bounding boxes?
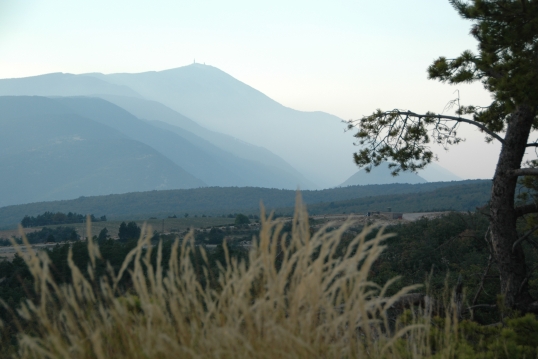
[519,265,538,299]
[526,143,538,147]
[513,225,538,252]
[508,168,538,177]
[472,255,494,305]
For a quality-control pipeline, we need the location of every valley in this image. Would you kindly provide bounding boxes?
[0,208,450,261]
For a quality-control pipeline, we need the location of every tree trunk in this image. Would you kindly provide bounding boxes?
[490,104,535,311]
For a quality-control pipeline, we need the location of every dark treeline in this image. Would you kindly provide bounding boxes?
[0,238,21,247]
[21,211,107,228]
[0,227,80,246]
[302,181,491,215]
[26,226,80,244]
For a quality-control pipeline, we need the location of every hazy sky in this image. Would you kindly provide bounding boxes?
[1,0,528,179]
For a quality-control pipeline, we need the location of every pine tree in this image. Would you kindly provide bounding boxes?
[348,0,538,311]
[118,222,141,242]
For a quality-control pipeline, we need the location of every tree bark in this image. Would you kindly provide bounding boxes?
[490,104,536,311]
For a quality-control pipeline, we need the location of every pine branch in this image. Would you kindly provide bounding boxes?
[397,111,505,144]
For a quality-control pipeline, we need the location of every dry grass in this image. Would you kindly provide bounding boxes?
[7,196,459,359]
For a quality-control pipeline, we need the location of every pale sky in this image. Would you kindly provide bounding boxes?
[1,0,527,179]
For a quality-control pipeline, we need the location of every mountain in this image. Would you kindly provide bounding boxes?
[53,96,312,188]
[339,164,428,186]
[92,94,316,189]
[85,64,359,187]
[0,65,460,188]
[0,71,318,189]
[0,96,204,207]
[0,73,141,98]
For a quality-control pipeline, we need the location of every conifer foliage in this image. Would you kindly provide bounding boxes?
[118,222,141,242]
[348,0,538,311]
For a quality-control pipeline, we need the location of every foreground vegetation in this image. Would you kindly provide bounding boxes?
[0,198,536,358]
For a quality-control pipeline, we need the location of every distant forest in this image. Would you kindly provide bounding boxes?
[0,180,490,228]
[300,181,491,215]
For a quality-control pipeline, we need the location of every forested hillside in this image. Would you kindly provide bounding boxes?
[0,180,489,228]
[302,181,491,215]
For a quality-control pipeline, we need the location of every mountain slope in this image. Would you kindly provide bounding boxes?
[0,96,204,206]
[0,73,141,98]
[56,96,315,189]
[92,95,316,189]
[55,96,249,187]
[0,66,460,188]
[0,73,318,189]
[86,64,359,187]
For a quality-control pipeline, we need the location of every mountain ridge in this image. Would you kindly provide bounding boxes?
[94,94,316,188]
[0,96,204,206]
[84,64,359,187]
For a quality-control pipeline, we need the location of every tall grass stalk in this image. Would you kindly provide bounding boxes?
[9,197,454,358]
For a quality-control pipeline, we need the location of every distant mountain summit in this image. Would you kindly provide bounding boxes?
[84,64,359,187]
[339,164,427,186]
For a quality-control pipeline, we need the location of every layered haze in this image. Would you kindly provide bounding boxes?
[86,64,359,187]
[0,96,204,206]
[0,64,463,206]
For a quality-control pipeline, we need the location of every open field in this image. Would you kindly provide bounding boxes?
[48,216,237,237]
[0,217,237,240]
[0,242,62,260]
[0,217,235,260]
[0,211,447,259]
[0,227,41,239]
[0,211,447,242]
